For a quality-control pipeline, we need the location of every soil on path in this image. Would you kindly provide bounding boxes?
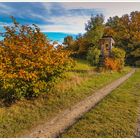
[23,69,135,138]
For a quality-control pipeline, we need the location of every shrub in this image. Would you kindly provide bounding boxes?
[0,17,73,102]
[112,47,126,70]
[104,57,119,71]
[111,47,125,59]
[87,47,101,66]
[104,48,126,71]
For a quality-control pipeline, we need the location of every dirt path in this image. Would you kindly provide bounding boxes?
[23,69,135,138]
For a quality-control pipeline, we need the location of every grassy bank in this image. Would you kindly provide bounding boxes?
[62,69,140,138]
[0,59,131,137]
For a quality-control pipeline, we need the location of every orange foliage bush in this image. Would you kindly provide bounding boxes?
[104,48,125,71]
[0,17,73,101]
[104,57,118,70]
[104,57,123,71]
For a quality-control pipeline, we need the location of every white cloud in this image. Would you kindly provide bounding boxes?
[39,15,91,33]
[1,2,140,34]
[61,2,140,21]
[40,2,140,33]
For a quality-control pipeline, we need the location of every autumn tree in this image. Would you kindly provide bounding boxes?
[105,11,140,66]
[63,36,75,50]
[85,14,105,47]
[63,34,89,58]
[63,15,105,59]
[0,17,73,102]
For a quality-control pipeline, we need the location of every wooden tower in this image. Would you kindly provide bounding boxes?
[99,36,115,66]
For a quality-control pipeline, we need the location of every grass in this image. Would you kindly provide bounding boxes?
[0,59,131,137]
[62,69,140,138]
[72,59,94,71]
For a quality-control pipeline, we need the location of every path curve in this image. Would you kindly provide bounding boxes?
[23,69,135,138]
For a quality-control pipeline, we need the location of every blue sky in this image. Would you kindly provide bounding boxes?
[0,2,140,34]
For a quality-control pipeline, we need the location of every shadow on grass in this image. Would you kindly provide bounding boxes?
[0,89,40,107]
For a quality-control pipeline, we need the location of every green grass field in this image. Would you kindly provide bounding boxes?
[62,69,140,138]
[0,59,131,137]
